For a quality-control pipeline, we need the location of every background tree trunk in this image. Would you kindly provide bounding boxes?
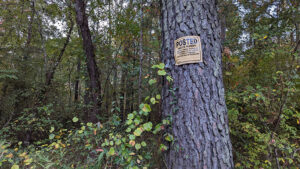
[74,0,101,123]
[24,0,35,60]
[74,56,81,102]
[161,0,234,168]
[138,0,144,105]
[45,18,74,86]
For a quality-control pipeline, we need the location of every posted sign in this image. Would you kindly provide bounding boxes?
[174,36,203,65]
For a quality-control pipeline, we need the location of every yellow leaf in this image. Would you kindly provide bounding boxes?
[11,164,19,169]
[235,163,241,167]
[54,143,59,149]
[279,158,285,163]
[297,119,299,125]
[19,152,27,157]
[24,158,33,165]
[264,35,268,39]
[5,153,13,158]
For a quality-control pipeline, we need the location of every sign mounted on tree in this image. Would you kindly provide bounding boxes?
[174,36,203,65]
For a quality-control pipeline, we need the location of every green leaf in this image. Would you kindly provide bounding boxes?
[135,143,141,150]
[49,127,54,133]
[115,139,121,145]
[127,113,134,120]
[148,79,157,85]
[225,72,232,76]
[107,147,115,156]
[163,119,170,125]
[126,119,133,125]
[11,164,19,169]
[87,122,93,127]
[143,122,153,131]
[166,76,173,82]
[151,65,158,68]
[139,104,144,110]
[49,134,55,140]
[158,70,167,76]
[72,117,79,122]
[138,155,143,160]
[141,141,147,147]
[129,134,135,140]
[159,144,168,151]
[126,128,131,132]
[150,98,156,104]
[165,134,174,142]
[134,119,141,125]
[142,104,151,113]
[151,63,165,69]
[156,94,161,100]
[134,128,143,136]
[158,63,165,69]
[153,124,162,134]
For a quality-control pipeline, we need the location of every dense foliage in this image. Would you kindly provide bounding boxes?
[0,0,299,168]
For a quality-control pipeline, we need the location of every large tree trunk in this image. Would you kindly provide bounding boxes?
[161,0,234,169]
[74,0,101,123]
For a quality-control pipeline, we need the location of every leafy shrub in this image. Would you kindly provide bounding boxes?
[227,72,300,168]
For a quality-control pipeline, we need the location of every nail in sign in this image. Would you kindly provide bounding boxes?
[174,36,203,65]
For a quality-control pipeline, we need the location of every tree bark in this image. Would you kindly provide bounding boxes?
[161,0,234,169]
[45,18,74,86]
[24,0,35,60]
[138,0,144,105]
[74,56,81,102]
[74,0,101,123]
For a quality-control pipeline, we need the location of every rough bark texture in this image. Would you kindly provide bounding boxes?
[161,0,234,169]
[75,0,101,123]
